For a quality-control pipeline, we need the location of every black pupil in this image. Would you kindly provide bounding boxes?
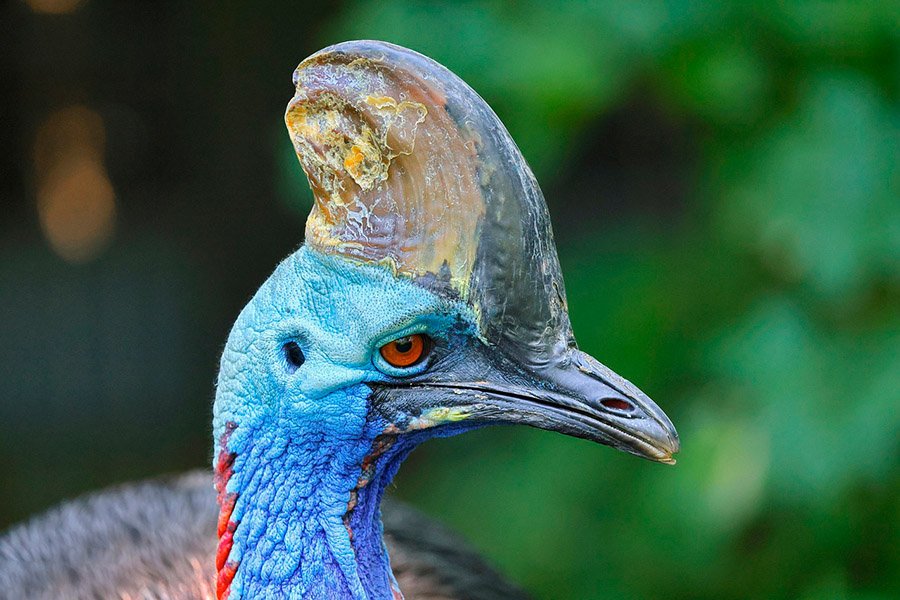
[284,341,305,369]
[394,337,413,353]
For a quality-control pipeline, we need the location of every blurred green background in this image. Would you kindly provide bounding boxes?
[1,1,897,598]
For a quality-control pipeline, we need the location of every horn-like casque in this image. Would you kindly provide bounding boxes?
[286,40,573,368]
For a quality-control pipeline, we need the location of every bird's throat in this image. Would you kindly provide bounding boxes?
[214,419,411,600]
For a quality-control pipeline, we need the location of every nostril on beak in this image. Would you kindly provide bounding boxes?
[600,397,635,413]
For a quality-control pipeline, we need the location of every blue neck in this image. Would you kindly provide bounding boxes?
[222,394,413,599]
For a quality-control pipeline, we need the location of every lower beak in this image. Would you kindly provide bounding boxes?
[371,345,680,464]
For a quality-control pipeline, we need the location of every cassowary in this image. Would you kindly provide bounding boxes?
[0,41,679,599]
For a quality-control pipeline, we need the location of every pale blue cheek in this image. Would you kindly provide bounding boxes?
[214,244,477,447]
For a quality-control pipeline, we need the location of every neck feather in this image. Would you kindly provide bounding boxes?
[214,415,413,600]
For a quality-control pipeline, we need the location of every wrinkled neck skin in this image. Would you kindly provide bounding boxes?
[216,397,414,600]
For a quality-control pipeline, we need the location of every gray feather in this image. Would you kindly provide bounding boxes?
[0,471,527,600]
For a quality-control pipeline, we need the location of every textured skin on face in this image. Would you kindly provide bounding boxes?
[212,246,476,599]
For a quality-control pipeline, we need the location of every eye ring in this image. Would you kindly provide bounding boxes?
[379,333,431,369]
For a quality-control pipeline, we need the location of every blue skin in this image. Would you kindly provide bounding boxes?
[213,246,480,599]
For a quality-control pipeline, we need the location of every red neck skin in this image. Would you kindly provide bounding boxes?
[214,422,238,600]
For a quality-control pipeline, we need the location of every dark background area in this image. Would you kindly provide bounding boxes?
[1,1,897,598]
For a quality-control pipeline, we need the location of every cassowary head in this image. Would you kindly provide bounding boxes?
[212,41,678,599]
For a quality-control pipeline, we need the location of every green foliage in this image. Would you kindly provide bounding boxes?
[319,2,899,598]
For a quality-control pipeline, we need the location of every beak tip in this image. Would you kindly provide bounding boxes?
[647,445,678,465]
[645,424,680,465]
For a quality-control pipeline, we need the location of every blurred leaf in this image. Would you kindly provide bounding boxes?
[662,40,770,125]
[709,297,900,502]
[718,72,899,307]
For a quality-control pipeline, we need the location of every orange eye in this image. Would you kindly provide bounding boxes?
[379,334,429,368]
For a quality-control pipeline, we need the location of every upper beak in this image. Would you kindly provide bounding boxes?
[370,341,680,464]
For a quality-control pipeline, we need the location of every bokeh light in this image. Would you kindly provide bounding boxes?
[33,106,116,263]
[25,0,86,15]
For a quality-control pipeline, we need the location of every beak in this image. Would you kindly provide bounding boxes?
[370,340,680,464]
